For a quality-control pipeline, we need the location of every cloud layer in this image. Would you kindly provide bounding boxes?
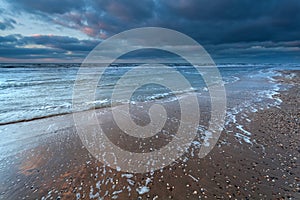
[1,0,300,62]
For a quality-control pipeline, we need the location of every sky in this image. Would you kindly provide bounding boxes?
[0,0,300,63]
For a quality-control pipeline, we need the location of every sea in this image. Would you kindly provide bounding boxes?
[0,63,298,124]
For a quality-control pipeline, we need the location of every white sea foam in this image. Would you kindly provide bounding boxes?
[136,186,150,195]
[236,125,251,136]
[235,133,253,145]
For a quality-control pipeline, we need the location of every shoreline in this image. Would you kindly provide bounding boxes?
[0,70,299,199]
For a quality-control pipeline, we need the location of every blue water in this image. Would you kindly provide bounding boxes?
[0,63,298,124]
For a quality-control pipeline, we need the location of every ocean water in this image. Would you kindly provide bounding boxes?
[0,63,297,125]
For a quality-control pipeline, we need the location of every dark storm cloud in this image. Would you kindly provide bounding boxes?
[204,41,300,63]
[22,35,99,51]
[157,0,300,44]
[8,0,86,14]
[0,34,99,60]
[0,35,19,43]
[0,18,16,30]
[7,0,300,43]
[2,0,300,62]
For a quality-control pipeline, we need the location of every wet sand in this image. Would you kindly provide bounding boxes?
[0,71,299,199]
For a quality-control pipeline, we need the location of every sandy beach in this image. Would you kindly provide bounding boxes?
[0,70,299,200]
